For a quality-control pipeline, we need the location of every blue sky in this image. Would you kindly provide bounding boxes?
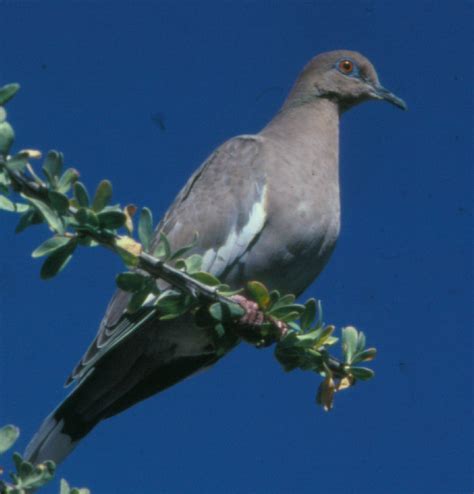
[0,2,472,493]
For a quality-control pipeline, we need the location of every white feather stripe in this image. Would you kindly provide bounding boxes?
[202,184,267,277]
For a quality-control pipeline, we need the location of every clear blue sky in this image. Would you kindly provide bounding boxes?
[0,2,472,493]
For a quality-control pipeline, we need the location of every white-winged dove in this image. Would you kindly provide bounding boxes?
[25,50,406,465]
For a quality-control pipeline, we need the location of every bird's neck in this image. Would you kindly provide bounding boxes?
[260,98,339,161]
[260,98,340,175]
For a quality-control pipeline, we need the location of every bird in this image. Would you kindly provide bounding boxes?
[24,50,406,466]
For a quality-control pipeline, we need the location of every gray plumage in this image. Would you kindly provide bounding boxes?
[24,50,406,465]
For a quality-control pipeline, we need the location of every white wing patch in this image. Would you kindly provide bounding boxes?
[202,184,267,276]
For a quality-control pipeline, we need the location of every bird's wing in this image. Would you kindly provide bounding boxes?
[66,135,268,385]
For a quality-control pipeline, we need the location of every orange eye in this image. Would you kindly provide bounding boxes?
[339,60,354,74]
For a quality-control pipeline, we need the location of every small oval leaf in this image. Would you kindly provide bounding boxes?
[0,424,20,453]
[32,236,71,258]
[190,271,220,287]
[0,121,15,155]
[247,281,270,309]
[138,207,153,251]
[0,83,20,105]
[48,190,70,213]
[97,210,126,230]
[301,298,317,331]
[27,196,64,234]
[40,239,76,279]
[42,151,63,185]
[116,272,148,292]
[342,326,359,364]
[92,180,113,212]
[352,347,377,364]
[153,232,171,259]
[57,168,80,194]
[74,182,90,208]
[350,367,375,381]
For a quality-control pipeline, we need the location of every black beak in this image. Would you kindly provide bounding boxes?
[373,85,407,110]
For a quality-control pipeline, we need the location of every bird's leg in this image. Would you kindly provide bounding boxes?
[231,294,288,348]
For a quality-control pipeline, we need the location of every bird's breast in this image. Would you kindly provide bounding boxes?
[227,140,341,295]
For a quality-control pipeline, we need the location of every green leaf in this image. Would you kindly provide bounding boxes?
[270,293,295,311]
[9,453,56,490]
[19,459,34,477]
[268,303,305,320]
[74,207,99,228]
[153,232,171,259]
[169,232,199,260]
[0,83,20,105]
[70,488,91,494]
[0,168,10,187]
[316,325,336,347]
[356,331,366,354]
[178,253,202,274]
[127,287,152,313]
[0,424,20,453]
[269,290,280,307]
[324,335,339,347]
[156,290,191,319]
[61,480,90,494]
[60,479,71,494]
[226,301,246,318]
[0,196,29,213]
[216,286,243,297]
[313,299,324,329]
[42,151,63,186]
[15,208,42,233]
[0,120,14,155]
[92,179,113,212]
[97,210,126,230]
[32,236,71,258]
[213,323,226,338]
[350,367,375,380]
[138,207,153,251]
[0,195,15,211]
[209,302,229,322]
[48,190,70,214]
[74,182,90,208]
[12,451,23,471]
[301,298,317,331]
[7,154,30,173]
[40,239,76,279]
[27,196,64,234]
[246,281,271,309]
[57,168,80,194]
[278,310,302,323]
[208,301,244,322]
[190,271,220,286]
[116,272,148,292]
[352,347,377,364]
[342,326,359,364]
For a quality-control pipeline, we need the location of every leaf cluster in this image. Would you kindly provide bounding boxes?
[0,425,89,494]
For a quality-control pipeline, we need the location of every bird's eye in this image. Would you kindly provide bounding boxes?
[338,60,354,74]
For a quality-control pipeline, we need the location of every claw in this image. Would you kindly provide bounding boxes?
[231,294,288,346]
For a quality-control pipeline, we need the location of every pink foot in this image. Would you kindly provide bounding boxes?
[231,294,288,347]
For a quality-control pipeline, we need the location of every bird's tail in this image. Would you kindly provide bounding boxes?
[23,392,98,466]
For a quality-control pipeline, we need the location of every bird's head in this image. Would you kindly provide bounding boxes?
[287,50,407,112]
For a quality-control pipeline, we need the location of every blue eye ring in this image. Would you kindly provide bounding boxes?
[336,58,359,77]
